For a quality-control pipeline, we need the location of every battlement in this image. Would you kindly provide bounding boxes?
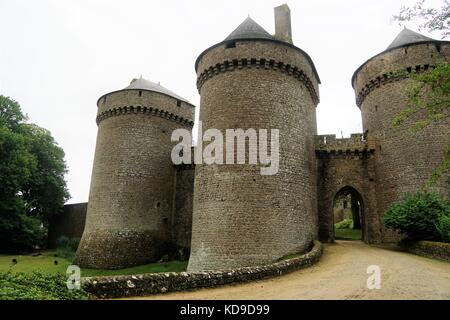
[315,133,374,159]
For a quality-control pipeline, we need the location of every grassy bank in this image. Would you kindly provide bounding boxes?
[335,228,362,240]
[0,251,187,277]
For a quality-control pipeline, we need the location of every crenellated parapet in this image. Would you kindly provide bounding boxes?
[355,64,435,108]
[315,134,375,159]
[96,105,194,127]
[196,57,319,104]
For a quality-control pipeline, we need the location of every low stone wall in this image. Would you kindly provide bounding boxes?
[82,240,323,299]
[404,240,450,262]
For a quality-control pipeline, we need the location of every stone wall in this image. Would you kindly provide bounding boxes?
[189,39,320,271]
[82,240,322,299]
[403,240,450,262]
[48,203,87,248]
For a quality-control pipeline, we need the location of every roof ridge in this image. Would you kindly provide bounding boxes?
[386,27,435,50]
[225,16,274,41]
[124,78,189,103]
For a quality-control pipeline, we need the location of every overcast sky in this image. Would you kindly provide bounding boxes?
[0,0,445,204]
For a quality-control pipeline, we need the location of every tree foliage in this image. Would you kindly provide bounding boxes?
[0,96,26,130]
[436,214,450,242]
[392,60,450,131]
[0,95,69,252]
[392,1,450,186]
[393,0,450,38]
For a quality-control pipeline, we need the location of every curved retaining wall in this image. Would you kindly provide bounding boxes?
[82,240,322,299]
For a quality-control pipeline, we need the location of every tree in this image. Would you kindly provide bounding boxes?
[0,95,69,252]
[392,1,450,186]
[21,124,69,221]
[0,96,26,130]
[393,0,450,38]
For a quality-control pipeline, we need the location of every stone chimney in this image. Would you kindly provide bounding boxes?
[274,4,292,44]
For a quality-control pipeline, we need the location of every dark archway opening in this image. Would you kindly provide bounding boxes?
[333,186,364,241]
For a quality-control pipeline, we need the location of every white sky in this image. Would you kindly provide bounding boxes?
[0,0,445,204]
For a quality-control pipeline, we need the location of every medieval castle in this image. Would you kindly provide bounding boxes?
[72,5,450,270]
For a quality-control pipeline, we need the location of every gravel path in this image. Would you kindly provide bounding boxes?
[131,241,450,300]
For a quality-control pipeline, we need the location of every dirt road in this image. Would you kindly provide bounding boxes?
[132,241,450,300]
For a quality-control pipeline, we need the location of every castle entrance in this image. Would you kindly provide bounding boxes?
[332,186,364,241]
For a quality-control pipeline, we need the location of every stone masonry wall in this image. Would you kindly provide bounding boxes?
[403,240,450,262]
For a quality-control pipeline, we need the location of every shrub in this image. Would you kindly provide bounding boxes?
[436,215,450,243]
[335,219,353,229]
[0,211,47,253]
[382,191,450,241]
[0,271,88,300]
[54,236,80,262]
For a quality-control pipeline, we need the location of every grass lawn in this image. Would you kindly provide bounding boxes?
[0,251,187,277]
[335,228,362,240]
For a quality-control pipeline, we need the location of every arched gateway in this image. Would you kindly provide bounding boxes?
[315,134,381,244]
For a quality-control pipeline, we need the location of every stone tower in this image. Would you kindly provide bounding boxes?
[75,78,195,269]
[352,28,450,241]
[188,5,321,271]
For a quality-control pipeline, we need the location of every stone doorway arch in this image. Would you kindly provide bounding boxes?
[332,186,364,241]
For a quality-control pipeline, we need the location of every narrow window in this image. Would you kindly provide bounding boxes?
[138,90,142,97]
[177,100,181,107]
[226,41,236,49]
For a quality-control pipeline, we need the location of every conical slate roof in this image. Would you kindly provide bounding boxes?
[124,77,189,102]
[225,16,274,41]
[386,27,435,50]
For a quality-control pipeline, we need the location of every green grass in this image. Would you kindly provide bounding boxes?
[335,228,362,240]
[0,251,187,277]
[81,260,188,277]
[0,251,71,274]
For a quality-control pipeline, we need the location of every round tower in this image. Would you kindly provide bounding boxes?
[352,28,450,242]
[188,5,321,271]
[75,78,195,269]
